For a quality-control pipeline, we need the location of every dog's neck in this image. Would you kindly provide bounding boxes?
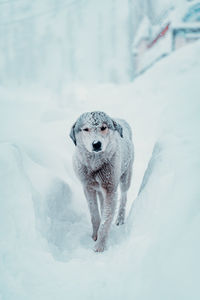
[76,145,116,171]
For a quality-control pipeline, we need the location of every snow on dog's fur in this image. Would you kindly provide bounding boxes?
[70,111,134,252]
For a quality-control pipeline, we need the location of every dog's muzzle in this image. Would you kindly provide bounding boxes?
[92,141,102,152]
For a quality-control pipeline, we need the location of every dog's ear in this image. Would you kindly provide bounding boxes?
[112,120,123,138]
[70,123,77,145]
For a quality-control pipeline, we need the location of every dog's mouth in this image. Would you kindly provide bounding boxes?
[93,149,102,153]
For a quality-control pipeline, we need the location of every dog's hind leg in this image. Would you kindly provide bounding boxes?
[116,167,132,226]
[116,192,127,226]
[84,186,101,241]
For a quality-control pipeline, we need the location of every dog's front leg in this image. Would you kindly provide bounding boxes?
[84,186,101,241]
[94,190,117,252]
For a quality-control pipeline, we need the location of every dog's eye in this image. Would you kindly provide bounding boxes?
[83,128,89,132]
[101,126,107,131]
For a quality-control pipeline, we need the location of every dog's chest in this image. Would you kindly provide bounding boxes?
[86,163,114,190]
[86,155,103,171]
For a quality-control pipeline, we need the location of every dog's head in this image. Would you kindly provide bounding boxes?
[70,111,123,153]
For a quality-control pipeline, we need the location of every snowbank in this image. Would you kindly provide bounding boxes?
[0,41,200,299]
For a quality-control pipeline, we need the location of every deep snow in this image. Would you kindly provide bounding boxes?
[0,41,200,300]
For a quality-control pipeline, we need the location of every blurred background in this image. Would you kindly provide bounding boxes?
[1,0,200,89]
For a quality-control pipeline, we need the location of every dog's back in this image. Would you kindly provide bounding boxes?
[115,118,134,176]
[116,118,132,140]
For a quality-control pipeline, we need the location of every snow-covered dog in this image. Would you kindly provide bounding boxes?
[70,111,134,252]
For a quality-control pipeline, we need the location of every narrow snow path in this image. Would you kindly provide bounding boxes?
[0,41,200,300]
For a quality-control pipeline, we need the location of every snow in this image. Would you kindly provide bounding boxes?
[1,39,200,299]
[0,0,136,84]
[172,21,200,29]
[133,17,151,48]
[0,0,175,85]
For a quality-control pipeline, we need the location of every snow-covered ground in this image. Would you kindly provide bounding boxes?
[0,41,200,300]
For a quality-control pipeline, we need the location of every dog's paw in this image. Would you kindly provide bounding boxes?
[93,242,105,253]
[115,216,125,226]
[116,209,125,226]
[92,233,98,241]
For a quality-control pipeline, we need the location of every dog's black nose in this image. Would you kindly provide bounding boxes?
[92,141,102,152]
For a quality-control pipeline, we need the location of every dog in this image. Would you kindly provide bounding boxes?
[70,111,134,252]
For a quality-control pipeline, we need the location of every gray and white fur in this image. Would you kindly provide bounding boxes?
[69,111,134,252]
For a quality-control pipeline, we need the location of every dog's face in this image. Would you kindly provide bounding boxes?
[70,111,123,153]
[77,121,112,153]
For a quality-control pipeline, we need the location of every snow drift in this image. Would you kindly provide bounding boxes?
[0,41,200,300]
